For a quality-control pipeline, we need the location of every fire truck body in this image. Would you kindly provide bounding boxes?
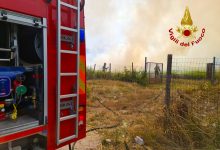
[0,0,86,149]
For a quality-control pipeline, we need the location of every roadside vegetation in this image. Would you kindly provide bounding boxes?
[87,68,148,86]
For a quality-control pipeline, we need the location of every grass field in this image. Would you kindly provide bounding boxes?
[86,79,220,150]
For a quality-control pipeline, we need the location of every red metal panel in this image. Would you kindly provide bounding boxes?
[0,0,86,149]
[0,125,47,144]
[46,1,86,149]
[0,0,47,17]
[46,2,58,149]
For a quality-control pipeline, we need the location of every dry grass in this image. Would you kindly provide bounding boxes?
[86,80,220,150]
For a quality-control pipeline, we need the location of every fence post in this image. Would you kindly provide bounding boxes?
[145,57,147,73]
[132,62,134,73]
[103,63,107,72]
[212,57,216,84]
[149,62,151,84]
[93,64,96,71]
[165,54,172,108]
[161,63,164,83]
[109,63,111,72]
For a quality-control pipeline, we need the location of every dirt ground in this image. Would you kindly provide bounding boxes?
[60,79,220,149]
[58,131,101,150]
[85,80,164,149]
[59,80,164,150]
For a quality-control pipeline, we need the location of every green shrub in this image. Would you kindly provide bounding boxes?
[86,68,148,86]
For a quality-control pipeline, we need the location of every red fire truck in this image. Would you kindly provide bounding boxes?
[0,0,86,149]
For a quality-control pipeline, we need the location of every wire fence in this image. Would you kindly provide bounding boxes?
[87,62,164,85]
[164,55,220,148]
[87,64,145,72]
[86,55,220,149]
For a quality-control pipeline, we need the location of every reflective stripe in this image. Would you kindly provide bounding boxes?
[79,57,85,73]
[79,56,86,93]
[79,79,85,93]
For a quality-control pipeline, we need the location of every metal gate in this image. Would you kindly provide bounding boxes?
[164,54,220,148]
[146,62,163,84]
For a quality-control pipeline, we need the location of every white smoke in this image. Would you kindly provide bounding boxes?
[85,0,220,68]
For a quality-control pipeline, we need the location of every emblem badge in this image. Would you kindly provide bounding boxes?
[169,6,205,47]
[177,7,198,38]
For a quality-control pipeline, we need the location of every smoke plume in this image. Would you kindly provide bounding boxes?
[85,0,220,68]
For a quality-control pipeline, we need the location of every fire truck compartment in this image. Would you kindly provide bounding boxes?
[0,115,39,135]
[0,9,47,137]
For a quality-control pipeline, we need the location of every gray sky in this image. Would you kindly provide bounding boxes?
[85,0,220,68]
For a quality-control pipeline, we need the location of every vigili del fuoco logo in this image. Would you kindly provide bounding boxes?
[169,6,206,47]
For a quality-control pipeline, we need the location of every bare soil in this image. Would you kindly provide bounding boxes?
[85,80,164,150]
[60,79,220,149]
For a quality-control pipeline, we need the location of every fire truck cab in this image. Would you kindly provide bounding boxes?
[0,0,86,149]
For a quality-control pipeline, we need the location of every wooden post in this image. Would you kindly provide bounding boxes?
[145,57,147,73]
[149,62,151,84]
[132,62,134,73]
[93,64,96,71]
[212,57,216,84]
[161,63,164,83]
[165,54,172,108]
[109,63,111,72]
[103,63,107,72]
[207,63,213,80]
